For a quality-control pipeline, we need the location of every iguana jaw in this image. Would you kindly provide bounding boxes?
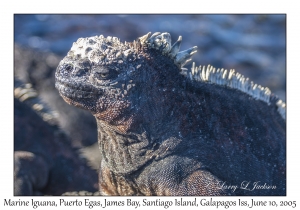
[55,79,103,99]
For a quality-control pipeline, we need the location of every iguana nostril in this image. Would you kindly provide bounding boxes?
[65,64,73,71]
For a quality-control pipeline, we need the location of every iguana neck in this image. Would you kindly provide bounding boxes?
[96,118,182,174]
[95,84,185,174]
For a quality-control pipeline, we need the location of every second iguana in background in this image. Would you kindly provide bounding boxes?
[55,32,286,196]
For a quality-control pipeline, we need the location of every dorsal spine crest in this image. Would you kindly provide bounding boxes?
[186,63,285,120]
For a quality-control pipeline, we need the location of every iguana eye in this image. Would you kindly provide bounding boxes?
[92,67,118,81]
[94,72,110,80]
[99,73,109,78]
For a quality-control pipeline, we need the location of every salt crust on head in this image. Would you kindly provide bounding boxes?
[66,32,286,120]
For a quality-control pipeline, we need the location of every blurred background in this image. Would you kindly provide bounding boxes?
[13,14,286,194]
[14,14,286,97]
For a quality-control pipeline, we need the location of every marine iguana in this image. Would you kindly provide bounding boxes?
[55,32,286,196]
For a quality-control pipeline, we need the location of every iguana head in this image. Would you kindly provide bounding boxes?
[55,32,197,133]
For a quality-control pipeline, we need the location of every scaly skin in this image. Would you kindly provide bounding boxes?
[55,32,286,195]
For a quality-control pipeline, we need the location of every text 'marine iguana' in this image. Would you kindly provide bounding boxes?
[55,32,286,196]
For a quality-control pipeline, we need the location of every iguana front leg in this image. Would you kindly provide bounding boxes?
[174,170,231,196]
[99,161,231,196]
[138,168,231,196]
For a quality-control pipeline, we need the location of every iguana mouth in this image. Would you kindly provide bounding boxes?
[55,79,103,99]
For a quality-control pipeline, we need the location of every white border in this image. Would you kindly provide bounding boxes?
[2,0,299,209]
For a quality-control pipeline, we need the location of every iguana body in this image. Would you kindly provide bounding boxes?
[55,32,286,195]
